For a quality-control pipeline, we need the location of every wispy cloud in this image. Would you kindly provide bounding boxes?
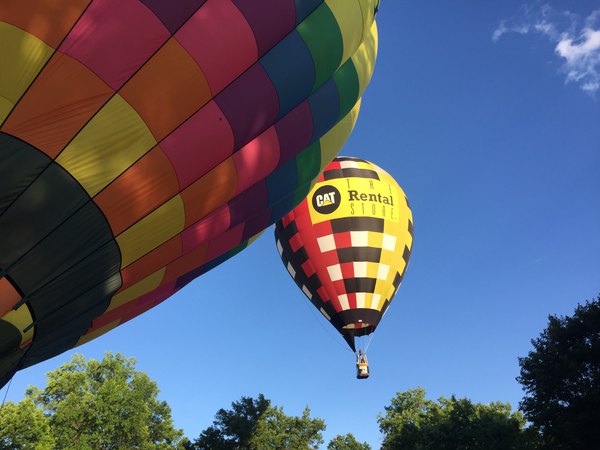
[493,4,600,95]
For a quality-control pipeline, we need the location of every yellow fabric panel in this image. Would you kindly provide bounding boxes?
[107,268,166,312]
[2,304,34,345]
[351,21,378,97]
[318,98,361,175]
[246,231,264,246]
[365,261,380,279]
[76,319,120,347]
[117,195,185,268]
[367,230,383,249]
[0,23,53,124]
[56,94,157,196]
[326,0,363,64]
[363,292,374,310]
[357,0,379,40]
[374,292,387,312]
[0,97,12,124]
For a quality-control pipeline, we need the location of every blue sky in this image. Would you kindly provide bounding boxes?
[3,1,600,448]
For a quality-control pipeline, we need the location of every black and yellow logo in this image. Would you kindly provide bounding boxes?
[312,185,341,214]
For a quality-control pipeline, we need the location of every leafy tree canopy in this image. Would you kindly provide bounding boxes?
[21,352,185,450]
[327,433,371,450]
[192,394,325,450]
[0,397,55,449]
[517,295,600,450]
[378,388,535,450]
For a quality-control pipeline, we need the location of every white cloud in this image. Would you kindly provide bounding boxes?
[493,4,600,95]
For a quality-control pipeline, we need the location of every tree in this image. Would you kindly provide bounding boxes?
[517,295,600,450]
[26,352,185,449]
[328,433,371,450]
[0,398,55,449]
[249,405,325,450]
[192,394,325,450]
[194,395,270,449]
[377,388,535,450]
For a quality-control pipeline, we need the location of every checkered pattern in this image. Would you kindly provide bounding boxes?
[275,157,413,350]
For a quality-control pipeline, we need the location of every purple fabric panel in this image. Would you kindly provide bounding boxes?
[233,0,295,55]
[241,208,272,241]
[228,179,268,227]
[140,0,207,34]
[216,64,279,150]
[275,101,313,164]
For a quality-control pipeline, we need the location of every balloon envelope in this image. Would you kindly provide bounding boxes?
[0,0,379,385]
[274,156,413,351]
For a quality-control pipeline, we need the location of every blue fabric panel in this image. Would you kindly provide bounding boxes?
[261,31,316,119]
[308,78,340,141]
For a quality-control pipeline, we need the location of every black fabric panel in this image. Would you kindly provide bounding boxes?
[0,347,27,389]
[9,201,118,294]
[302,272,321,293]
[330,216,384,234]
[0,162,89,270]
[402,244,412,264]
[342,332,356,352]
[337,247,381,264]
[0,319,22,356]
[408,218,414,236]
[392,271,402,289]
[323,168,344,181]
[320,301,336,319]
[342,168,379,180]
[23,274,122,368]
[279,219,299,241]
[291,246,309,266]
[25,249,122,331]
[0,137,122,383]
[0,133,50,215]
[343,277,376,294]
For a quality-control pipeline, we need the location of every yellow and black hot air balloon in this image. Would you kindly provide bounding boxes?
[274,157,413,372]
[0,0,380,386]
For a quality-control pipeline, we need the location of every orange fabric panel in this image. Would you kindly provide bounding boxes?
[0,277,21,317]
[163,242,209,284]
[119,235,182,290]
[181,158,237,227]
[0,0,90,48]
[1,52,113,157]
[119,38,212,142]
[94,145,180,235]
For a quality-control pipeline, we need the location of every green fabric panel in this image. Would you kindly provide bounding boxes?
[333,60,360,121]
[297,3,343,92]
[294,141,321,204]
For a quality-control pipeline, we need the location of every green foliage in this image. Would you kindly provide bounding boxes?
[25,352,184,449]
[194,394,270,449]
[192,395,325,450]
[517,295,600,450]
[378,388,535,450]
[249,405,325,450]
[327,433,371,450]
[0,398,55,449]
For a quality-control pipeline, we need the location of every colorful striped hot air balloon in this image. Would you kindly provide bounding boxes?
[0,0,379,386]
[274,157,413,362]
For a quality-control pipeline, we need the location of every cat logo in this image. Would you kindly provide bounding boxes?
[312,185,341,214]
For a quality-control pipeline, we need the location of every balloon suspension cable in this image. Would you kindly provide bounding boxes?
[300,297,353,353]
[363,332,375,354]
[0,376,14,410]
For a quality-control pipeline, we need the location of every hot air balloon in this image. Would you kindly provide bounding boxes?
[0,0,380,386]
[274,157,413,378]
